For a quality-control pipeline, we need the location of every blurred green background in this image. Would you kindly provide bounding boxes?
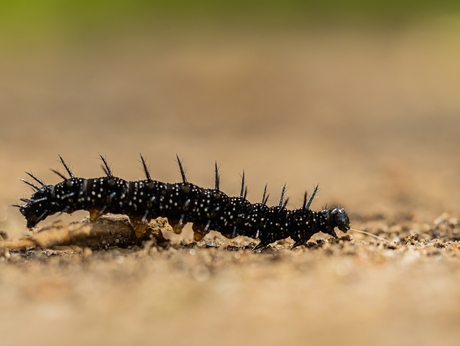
[2,0,460,44]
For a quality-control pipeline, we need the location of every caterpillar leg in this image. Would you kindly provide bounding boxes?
[129,216,152,238]
[291,240,305,249]
[252,240,271,251]
[192,222,211,241]
[168,216,187,234]
[88,207,107,222]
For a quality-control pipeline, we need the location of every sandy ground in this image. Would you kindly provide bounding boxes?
[1,22,460,345]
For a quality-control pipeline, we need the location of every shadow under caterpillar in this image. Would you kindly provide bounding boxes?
[14,155,350,250]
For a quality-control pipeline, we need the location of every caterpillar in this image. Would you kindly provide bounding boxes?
[14,155,350,250]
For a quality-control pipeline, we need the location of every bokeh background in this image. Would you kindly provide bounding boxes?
[1,2,460,345]
[2,1,460,229]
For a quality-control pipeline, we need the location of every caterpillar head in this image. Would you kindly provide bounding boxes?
[19,186,55,228]
[330,208,350,232]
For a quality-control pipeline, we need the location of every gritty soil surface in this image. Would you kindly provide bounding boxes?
[1,24,460,346]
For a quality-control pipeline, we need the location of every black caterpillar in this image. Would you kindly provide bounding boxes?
[14,155,350,250]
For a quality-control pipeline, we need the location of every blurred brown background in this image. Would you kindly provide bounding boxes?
[1,1,460,345]
[2,1,460,230]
